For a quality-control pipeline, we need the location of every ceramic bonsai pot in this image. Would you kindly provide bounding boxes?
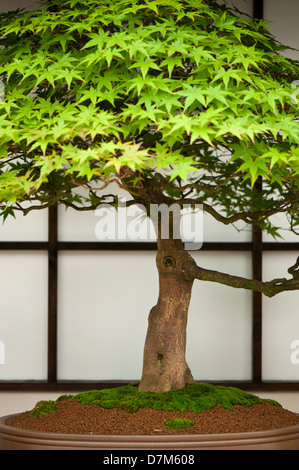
[1,414,299,450]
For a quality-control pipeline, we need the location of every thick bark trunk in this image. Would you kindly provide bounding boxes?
[139,236,196,392]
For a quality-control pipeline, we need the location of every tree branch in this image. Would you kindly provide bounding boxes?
[185,256,299,298]
[176,198,295,227]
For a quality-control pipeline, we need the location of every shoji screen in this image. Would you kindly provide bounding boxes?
[0,0,298,390]
[0,251,48,380]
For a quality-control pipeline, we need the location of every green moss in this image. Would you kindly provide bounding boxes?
[56,394,74,402]
[29,400,57,418]
[60,382,268,414]
[165,418,195,430]
[264,399,282,407]
[29,382,282,418]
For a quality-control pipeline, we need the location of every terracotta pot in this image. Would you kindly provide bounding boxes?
[1,414,299,450]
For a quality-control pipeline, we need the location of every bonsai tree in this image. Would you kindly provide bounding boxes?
[0,0,298,393]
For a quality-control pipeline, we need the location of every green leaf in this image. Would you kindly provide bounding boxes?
[130,58,160,79]
[160,55,184,77]
[169,158,199,181]
[179,84,206,109]
[0,0,297,242]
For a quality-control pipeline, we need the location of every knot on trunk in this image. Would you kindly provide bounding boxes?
[163,255,176,269]
[157,249,197,282]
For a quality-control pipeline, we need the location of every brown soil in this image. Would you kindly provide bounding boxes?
[5,398,299,436]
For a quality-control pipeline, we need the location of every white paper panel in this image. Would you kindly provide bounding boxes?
[57,250,252,381]
[203,212,251,243]
[0,252,48,380]
[58,184,133,242]
[264,0,299,60]
[0,207,48,241]
[58,204,101,242]
[187,252,252,381]
[57,251,158,380]
[262,252,299,380]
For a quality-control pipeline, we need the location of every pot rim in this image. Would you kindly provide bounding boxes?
[2,413,299,443]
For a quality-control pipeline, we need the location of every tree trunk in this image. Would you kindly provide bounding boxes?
[139,235,196,392]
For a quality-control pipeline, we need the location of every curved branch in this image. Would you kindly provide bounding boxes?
[176,199,295,227]
[184,256,299,298]
[288,256,299,280]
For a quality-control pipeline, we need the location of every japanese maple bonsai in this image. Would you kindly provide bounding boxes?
[0,0,298,397]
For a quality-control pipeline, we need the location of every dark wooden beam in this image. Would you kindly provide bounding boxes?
[253,0,264,20]
[48,205,58,384]
[251,0,265,382]
[252,225,263,382]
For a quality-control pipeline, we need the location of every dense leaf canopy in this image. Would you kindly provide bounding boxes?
[0,0,298,236]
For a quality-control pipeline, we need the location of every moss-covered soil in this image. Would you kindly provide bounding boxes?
[29,382,281,419]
